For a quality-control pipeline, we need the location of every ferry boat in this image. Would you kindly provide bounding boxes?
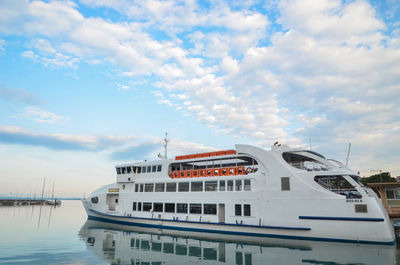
[82,138,395,245]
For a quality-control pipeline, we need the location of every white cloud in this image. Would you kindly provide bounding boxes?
[0,39,5,54]
[22,107,69,124]
[1,0,400,176]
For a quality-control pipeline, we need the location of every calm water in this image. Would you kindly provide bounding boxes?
[0,200,399,265]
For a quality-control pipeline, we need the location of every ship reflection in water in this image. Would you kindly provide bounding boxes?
[79,220,396,265]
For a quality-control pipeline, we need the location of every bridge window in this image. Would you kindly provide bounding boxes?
[283,152,328,171]
[157,165,162,172]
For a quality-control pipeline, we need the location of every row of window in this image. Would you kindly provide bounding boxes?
[134,179,251,193]
[117,165,162,175]
[132,202,251,217]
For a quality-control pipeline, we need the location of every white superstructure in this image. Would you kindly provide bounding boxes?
[82,143,395,245]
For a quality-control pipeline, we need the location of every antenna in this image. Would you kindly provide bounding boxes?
[159,132,170,159]
[345,143,351,166]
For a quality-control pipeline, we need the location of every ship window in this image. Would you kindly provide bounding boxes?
[121,167,126,174]
[140,184,144,192]
[166,182,176,192]
[235,204,242,216]
[178,182,189,192]
[193,170,198,177]
[244,204,251,216]
[200,170,205,177]
[153,203,163,212]
[221,168,227,175]
[177,203,188,213]
[205,181,217,191]
[116,168,121,174]
[142,166,146,173]
[235,180,242,191]
[190,203,202,214]
[187,171,191,177]
[204,204,217,215]
[132,202,137,211]
[152,165,157,172]
[143,202,152,211]
[207,170,212,176]
[165,203,175,213]
[155,183,165,192]
[137,167,141,173]
[314,175,360,198]
[145,183,154,192]
[127,167,132,174]
[138,202,142,211]
[219,180,226,191]
[91,196,98,204]
[282,152,328,171]
[147,166,151,173]
[281,177,290,191]
[157,165,162,172]
[191,181,203,192]
[244,179,251,191]
[135,184,139,192]
[227,180,233,191]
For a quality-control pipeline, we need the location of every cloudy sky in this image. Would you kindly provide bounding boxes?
[0,0,399,197]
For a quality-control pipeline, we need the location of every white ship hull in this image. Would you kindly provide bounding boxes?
[83,144,395,245]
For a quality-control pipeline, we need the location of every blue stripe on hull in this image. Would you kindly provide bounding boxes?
[89,208,310,231]
[87,214,395,246]
[299,216,385,222]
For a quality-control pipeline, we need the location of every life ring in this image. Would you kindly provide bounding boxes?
[246,167,254,174]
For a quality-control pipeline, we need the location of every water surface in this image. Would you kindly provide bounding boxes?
[0,201,398,264]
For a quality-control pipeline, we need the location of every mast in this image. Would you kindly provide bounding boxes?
[41,177,46,200]
[345,143,351,166]
[158,132,170,159]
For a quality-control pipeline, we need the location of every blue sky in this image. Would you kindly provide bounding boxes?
[0,0,399,197]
